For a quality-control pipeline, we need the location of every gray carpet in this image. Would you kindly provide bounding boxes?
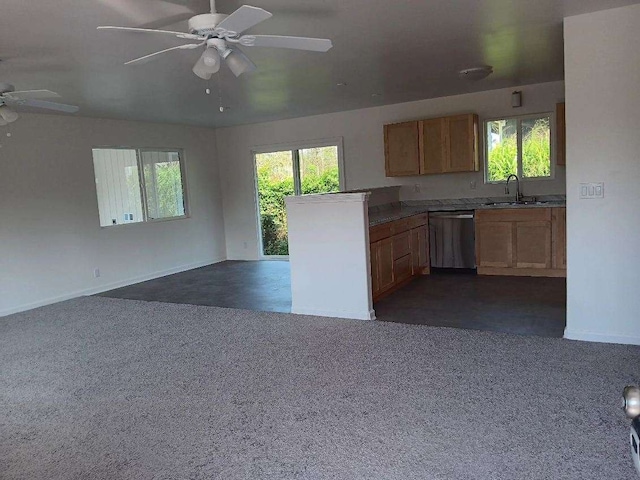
[1,297,638,479]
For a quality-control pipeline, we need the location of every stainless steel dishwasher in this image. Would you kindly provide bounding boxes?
[429,211,476,269]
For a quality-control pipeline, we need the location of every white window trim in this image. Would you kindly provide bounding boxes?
[251,137,346,260]
[91,146,190,228]
[483,112,555,185]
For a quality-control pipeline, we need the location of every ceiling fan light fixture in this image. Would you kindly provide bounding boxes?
[0,105,19,123]
[458,65,493,81]
[202,47,221,68]
[192,54,214,80]
[225,49,255,77]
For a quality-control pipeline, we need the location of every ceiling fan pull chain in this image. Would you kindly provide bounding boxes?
[218,75,224,113]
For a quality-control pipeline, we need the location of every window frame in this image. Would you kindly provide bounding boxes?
[483,112,555,184]
[251,137,346,259]
[91,146,190,228]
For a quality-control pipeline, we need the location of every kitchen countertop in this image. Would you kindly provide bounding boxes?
[368,197,566,226]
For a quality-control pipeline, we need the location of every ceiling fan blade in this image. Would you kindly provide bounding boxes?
[214,5,272,37]
[97,26,204,41]
[4,90,61,100]
[239,35,332,52]
[224,47,256,77]
[136,13,195,30]
[19,99,79,113]
[124,43,204,65]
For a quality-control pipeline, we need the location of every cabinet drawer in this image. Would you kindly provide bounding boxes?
[390,218,411,235]
[392,231,411,259]
[476,208,551,223]
[370,223,393,243]
[408,213,428,228]
[394,254,412,282]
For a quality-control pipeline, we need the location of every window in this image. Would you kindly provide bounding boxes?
[254,143,343,256]
[92,148,187,227]
[485,114,552,183]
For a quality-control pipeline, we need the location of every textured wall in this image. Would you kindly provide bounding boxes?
[0,114,225,315]
[564,4,640,344]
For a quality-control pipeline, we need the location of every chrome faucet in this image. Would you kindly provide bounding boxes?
[505,174,522,202]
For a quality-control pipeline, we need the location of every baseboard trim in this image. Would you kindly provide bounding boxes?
[291,306,376,321]
[564,329,640,346]
[0,257,226,318]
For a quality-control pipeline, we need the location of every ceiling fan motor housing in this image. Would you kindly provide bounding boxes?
[188,14,229,37]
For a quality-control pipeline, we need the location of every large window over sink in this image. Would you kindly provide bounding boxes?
[485,114,552,183]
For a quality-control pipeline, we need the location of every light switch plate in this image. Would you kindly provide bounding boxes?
[580,182,604,199]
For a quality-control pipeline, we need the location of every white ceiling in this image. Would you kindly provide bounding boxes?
[1,0,639,128]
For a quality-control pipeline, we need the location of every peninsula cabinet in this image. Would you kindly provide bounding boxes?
[370,213,430,301]
[475,207,566,277]
[384,113,479,177]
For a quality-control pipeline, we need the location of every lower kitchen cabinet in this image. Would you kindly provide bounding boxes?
[370,213,429,301]
[376,237,395,293]
[475,207,566,277]
[410,225,429,274]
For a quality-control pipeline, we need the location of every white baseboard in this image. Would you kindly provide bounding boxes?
[291,306,376,321]
[0,257,226,318]
[564,329,640,346]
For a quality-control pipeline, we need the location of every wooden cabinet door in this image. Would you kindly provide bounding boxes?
[370,243,380,297]
[515,221,552,269]
[420,118,446,174]
[445,114,479,173]
[556,103,566,166]
[384,121,421,176]
[552,208,567,269]
[411,225,430,274]
[476,221,513,268]
[392,231,411,260]
[377,237,395,292]
[394,254,413,283]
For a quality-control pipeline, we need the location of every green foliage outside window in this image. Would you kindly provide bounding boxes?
[257,148,340,256]
[487,117,551,182]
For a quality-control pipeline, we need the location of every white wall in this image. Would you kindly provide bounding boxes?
[286,193,374,320]
[0,114,225,316]
[564,5,640,345]
[216,81,566,260]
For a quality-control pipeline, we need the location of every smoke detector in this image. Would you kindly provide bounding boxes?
[459,66,493,81]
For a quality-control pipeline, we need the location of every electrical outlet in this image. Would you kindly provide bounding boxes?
[414,184,421,193]
[470,181,477,190]
[243,242,248,249]
[94,268,100,278]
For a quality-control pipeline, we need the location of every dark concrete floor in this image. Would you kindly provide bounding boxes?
[98,260,292,313]
[99,261,566,337]
[374,271,566,337]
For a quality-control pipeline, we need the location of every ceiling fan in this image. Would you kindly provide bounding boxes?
[97,0,333,80]
[0,83,79,126]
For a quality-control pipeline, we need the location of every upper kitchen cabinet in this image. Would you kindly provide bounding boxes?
[420,118,447,174]
[385,113,479,177]
[445,114,479,173]
[384,121,421,176]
